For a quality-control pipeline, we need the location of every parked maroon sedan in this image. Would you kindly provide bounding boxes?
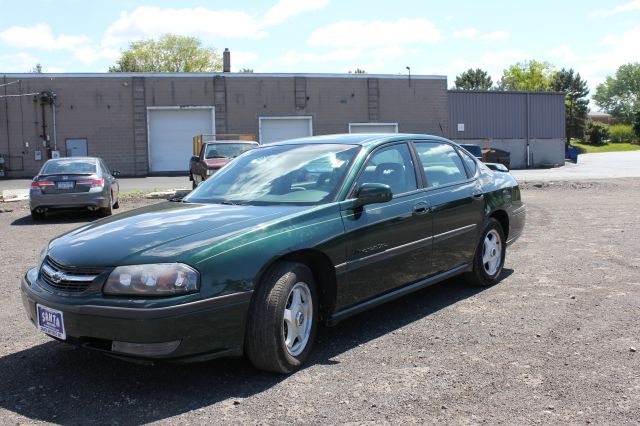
[189,141,259,188]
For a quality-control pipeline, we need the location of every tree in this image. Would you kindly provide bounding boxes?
[498,60,555,91]
[633,110,640,140]
[238,68,254,73]
[593,63,640,124]
[348,68,367,74]
[109,34,222,73]
[31,63,43,73]
[454,68,493,90]
[550,68,590,141]
[585,121,609,145]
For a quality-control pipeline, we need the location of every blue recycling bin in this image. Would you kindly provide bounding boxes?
[566,145,579,163]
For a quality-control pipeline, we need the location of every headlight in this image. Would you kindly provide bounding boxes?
[206,168,216,176]
[104,263,199,296]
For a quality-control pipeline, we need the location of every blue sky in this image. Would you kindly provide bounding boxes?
[1,0,639,95]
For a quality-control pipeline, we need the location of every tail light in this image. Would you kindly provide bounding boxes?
[30,180,54,189]
[77,178,104,187]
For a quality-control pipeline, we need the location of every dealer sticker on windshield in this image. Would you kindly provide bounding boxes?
[36,304,66,340]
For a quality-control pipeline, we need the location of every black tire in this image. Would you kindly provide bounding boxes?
[113,197,120,209]
[245,261,319,373]
[100,192,113,217]
[465,218,506,287]
[30,210,45,221]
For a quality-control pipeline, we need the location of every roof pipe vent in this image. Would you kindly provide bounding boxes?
[223,48,230,73]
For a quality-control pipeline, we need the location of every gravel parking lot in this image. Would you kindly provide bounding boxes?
[1,179,639,424]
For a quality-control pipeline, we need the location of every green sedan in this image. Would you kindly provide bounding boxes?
[21,134,525,373]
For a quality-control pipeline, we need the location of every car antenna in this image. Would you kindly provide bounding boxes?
[438,121,445,137]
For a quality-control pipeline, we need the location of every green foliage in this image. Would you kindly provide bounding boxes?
[571,140,640,153]
[498,60,555,91]
[348,68,367,74]
[238,68,254,73]
[593,63,640,123]
[30,63,43,73]
[453,68,493,90]
[608,124,636,143]
[109,34,222,73]
[585,121,610,145]
[550,68,590,140]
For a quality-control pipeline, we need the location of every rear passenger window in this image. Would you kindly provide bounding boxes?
[355,143,418,196]
[414,142,468,187]
[458,150,477,177]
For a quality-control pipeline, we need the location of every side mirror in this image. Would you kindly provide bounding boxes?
[485,163,509,172]
[112,170,121,177]
[190,156,200,163]
[354,183,393,208]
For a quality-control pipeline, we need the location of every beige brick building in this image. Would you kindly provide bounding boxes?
[0,73,449,177]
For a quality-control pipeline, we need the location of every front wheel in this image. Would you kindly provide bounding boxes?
[465,218,506,287]
[245,262,318,373]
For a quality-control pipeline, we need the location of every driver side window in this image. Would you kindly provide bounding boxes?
[355,143,417,197]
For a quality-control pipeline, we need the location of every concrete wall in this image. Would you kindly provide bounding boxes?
[0,73,448,177]
[451,138,565,169]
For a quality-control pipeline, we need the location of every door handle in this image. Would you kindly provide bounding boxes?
[473,192,484,199]
[413,202,430,215]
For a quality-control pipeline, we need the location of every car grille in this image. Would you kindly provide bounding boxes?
[39,257,105,293]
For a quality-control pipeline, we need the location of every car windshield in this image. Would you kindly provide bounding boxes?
[185,144,361,205]
[41,159,97,175]
[205,143,256,159]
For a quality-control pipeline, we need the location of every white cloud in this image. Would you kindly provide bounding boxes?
[588,0,640,18]
[280,49,362,65]
[102,2,331,47]
[102,7,267,47]
[580,25,640,88]
[231,51,259,68]
[479,31,509,41]
[0,52,39,72]
[262,0,330,27]
[307,18,441,47]
[454,27,477,39]
[0,24,89,51]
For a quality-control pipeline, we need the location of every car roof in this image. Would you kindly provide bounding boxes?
[45,157,98,162]
[266,133,453,148]
[203,140,258,144]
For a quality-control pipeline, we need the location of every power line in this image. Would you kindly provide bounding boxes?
[0,92,39,99]
[0,80,20,88]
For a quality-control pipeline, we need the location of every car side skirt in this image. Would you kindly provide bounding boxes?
[328,263,470,326]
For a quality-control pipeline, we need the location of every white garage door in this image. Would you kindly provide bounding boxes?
[260,116,313,144]
[148,108,214,172]
[349,123,398,134]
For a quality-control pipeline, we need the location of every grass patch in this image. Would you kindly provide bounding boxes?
[571,141,640,154]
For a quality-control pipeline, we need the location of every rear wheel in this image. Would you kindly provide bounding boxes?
[245,261,318,373]
[465,218,506,287]
[100,192,113,217]
[30,209,45,221]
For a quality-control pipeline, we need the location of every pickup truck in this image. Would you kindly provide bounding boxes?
[189,140,259,188]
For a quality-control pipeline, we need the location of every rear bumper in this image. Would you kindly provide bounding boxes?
[21,273,251,362]
[30,189,110,210]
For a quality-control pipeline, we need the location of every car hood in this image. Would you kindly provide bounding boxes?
[203,158,230,169]
[47,201,310,267]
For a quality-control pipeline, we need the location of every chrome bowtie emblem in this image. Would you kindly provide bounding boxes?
[51,271,64,284]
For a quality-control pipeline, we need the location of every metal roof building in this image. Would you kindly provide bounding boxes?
[448,90,566,168]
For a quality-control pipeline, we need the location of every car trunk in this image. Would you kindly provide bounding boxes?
[34,174,99,194]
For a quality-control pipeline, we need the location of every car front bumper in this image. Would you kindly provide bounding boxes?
[20,272,252,362]
[29,187,110,210]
